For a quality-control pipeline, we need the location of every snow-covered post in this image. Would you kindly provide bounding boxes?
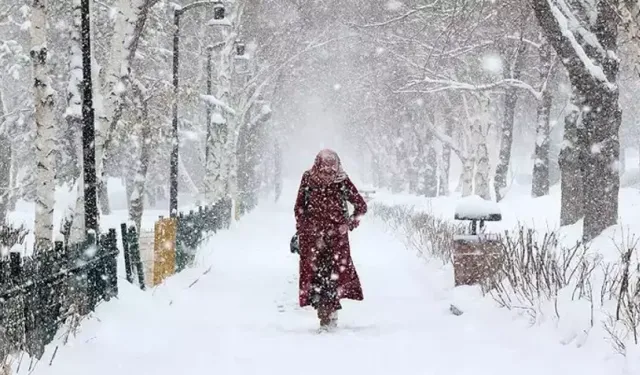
[30,0,57,253]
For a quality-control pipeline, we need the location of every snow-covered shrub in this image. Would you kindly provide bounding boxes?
[372,202,640,355]
[488,228,601,322]
[369,202,462,263]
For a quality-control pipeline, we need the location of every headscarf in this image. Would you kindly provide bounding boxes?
[309,149,347,186]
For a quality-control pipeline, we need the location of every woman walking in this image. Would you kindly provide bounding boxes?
[294,149,368,331]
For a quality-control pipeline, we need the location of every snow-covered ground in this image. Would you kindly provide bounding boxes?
[9,184,634,375]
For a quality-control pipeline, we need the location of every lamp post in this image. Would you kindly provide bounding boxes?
[81,0,98,235]
[170,0,225,217]
[204,45,214,170]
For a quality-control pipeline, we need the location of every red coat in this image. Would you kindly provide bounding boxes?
[294,171,368,308]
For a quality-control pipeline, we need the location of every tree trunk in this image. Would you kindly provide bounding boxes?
[532,0,621,242]
[461,156,475,197]
[580,88,621,241]
[438,121,453,196]
[205,115,228,204]
[0,89,10,223]
[31,0,57,253]
[559,99,583,226]
[423,143,438,197]
[129,83,151,232]
[473,120,491,200]
[96,0,156,215]
[532,43,554,197]
[274,141,282,202]
[63,0,85,243]
[494,44,525,202]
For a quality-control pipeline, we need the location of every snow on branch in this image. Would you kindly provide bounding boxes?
[200,94,236,116]
[549,1,611,85]
[397,77,543,100]
[555,0,606,55]
[532,0,615,90]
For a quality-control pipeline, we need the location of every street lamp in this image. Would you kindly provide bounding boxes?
[233,40,250,76]
[81,0,98,235]
[170,0,226,217]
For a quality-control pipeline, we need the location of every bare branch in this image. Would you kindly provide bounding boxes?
[349,1,441,28]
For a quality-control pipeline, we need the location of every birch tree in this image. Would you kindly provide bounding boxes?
[0,89,9,223]
[95,0,157,213]
[30,0,57,252]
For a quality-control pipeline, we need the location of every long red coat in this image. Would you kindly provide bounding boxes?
[294,171,368,308]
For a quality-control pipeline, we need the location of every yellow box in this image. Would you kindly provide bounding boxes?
[153,218,177,286]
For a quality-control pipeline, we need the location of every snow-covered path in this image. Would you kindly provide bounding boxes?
[29,201,622,375]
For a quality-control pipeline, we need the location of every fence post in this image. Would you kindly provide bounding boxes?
[128,225,146,290]
[105,228,119,299]
[23,256,43,358]
[42,242,65,346]
[3,252,25,353]
[176,213,186,272]
[121,222,133,283]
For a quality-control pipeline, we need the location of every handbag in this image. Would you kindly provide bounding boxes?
[290,233,300,254]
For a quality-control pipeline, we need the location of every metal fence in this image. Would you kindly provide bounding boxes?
[176,198,232,271]
[0,197,233,361]
[0,228,119,360]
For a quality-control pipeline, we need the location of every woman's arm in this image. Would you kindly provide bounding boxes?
[343,177,367,219]
[294,172,310,230]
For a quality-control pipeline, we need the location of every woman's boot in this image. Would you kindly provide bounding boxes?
[317,307,332,330]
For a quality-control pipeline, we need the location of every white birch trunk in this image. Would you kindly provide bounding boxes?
[96,0,154,212]
[31,0,56,252]
[473,120,491,200]
[461,156,475,197]
[472,99,492,201]
[204,113,228,204]
[0,89,10,223]
[63,0,85,244]
[128,82,150,231]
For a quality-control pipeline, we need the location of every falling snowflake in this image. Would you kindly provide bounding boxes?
[481,54,503,74]
[386,0,404,11]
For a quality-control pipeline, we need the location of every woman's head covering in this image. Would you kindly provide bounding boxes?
[309,149,347,185]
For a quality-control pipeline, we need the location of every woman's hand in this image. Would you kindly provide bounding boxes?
[348,216,360,231]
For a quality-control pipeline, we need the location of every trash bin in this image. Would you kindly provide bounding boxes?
[453,196,503,286]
